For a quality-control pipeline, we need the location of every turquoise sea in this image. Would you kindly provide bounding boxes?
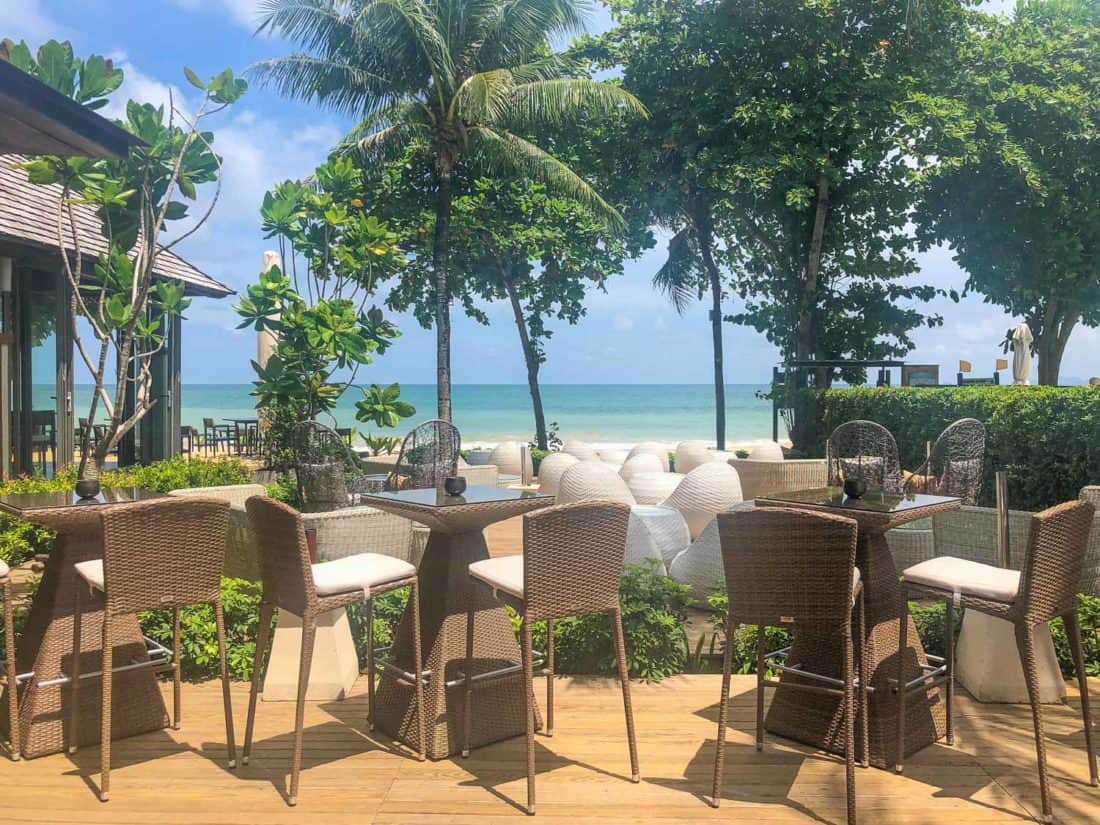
[55,384,775,444]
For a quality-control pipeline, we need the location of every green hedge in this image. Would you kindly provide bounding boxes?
[795,386,1100,510]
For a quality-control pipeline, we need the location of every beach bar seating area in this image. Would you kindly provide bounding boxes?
[0,416,1097,825]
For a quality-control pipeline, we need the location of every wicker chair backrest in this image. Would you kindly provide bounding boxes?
[717,505,858,632]
[388,419,460,490]
[1017,499,1095,623]
[522,500,631,621]
[826,420,904,493]
[926,418,986,503]
[244,495,315,616]
[99,497,230,615]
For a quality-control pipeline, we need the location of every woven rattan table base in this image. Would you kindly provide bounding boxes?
[761,511,950,769]
[373,528,541,759]
[2,507,169,758]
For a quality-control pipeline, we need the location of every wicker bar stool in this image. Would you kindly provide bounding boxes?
[896,499,1097,823]
[242,496,424,806]
[68,497,237,801]
[1,560,18,760]
[461,500,639,815]
[712,505,868,825]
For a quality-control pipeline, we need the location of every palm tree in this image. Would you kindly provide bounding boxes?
[253,0,645,421]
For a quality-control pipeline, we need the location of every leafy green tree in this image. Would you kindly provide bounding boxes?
[594,0,963,448]
[235,158,412,468]
[10,40,246,476]
[252,0,645,422]
[911,0,1100,385]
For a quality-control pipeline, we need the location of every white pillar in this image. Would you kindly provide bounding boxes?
[256,250,280,369]
[262,608,361,702]
[955,611,1066,704]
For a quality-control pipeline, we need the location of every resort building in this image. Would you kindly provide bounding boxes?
[0,59,232,477]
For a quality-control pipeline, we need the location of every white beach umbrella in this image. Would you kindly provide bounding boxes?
[1011,322,1033,386]
[257,250,281,369]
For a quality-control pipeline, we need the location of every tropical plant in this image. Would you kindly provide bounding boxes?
[911,0,1100,385]
[253,0,646,422]
[11,41,246,477]
[235,158,413,468]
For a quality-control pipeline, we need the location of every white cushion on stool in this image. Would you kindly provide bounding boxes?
[311,553,415,597]
[0,559,9,578]
[469,555,524,600]
[75,559,105,590]
[901,556,1020,603]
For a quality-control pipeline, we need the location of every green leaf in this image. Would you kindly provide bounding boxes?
[184,66,206,91]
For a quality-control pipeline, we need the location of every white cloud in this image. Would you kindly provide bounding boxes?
[4,0,71,44]
[169,0,264,29]
[612,315,635,332]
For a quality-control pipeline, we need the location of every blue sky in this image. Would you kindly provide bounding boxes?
[11,0,1097,386]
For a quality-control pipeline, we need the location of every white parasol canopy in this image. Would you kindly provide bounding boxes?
[1011,322,1033,385]
[257,250,280,369]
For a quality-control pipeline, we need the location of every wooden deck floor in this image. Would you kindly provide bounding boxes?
[2,515,1098,823]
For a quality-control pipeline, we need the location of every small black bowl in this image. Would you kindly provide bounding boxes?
[443,476,467,496]
[75,478,101,500]
[843,478,867,499]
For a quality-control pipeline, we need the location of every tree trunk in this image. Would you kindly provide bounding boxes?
[1036,308,1078,386]
[797,171,830,386]
[504,274,548,450]
[432,164,454,421]
[693,211,726,450]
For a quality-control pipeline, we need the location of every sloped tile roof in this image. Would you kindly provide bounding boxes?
[0,154,233,297]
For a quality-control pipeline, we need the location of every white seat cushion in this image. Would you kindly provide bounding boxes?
[75,559,105,591]
[469,555,524,600]
[0,559,8,578]
[852,567,861,604]
[901,556,1020,603]
[311,553,415,598]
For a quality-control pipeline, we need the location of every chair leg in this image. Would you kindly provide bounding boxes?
[410,580,425,762]
[844,618,857,825]
[3,578,18,761]
[1016,622,1053,823]
[462,602,475,759]
[521,618,536,815]
[858,590,869,768]
[214,601,237,768]
[945,598,955,747]
[288,612,316,807]
[99,614,112,802]
[1063,610,1098,787]
[68,585,82,756]
[894,593,909,774]
[545,618,555,738]
[242,602,274,766]
[711,611,735,808]
[755,625,766,752]
[611,606,639,783]
[365,598,375,732]
[172,607,182,730]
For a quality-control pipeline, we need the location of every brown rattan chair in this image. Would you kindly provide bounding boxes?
[1,560,18,761]
[896,499,1097,823]
[68,497,237,801]
[461,500,639,815]
[712,505,868,825]
[905,418,986,504]
[242,495,424,806]
[827,420,904,494]
[387,419,460,491]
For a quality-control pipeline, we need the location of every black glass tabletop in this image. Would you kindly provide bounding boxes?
[756,486,960,514]
[360,484,552,509]
[0,487,163,514]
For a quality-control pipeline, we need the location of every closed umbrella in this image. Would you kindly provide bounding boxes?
[1011,322,1033,385]
[257,250,280,369]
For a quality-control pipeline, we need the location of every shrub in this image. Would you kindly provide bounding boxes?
[517,561,693,682]
[795,385,1100,509]
[265,473,301,506]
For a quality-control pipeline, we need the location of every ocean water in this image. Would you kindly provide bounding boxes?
[52,384,775,445]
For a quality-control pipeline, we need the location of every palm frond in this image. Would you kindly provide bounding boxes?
[352,0,456,95]
[505,78,647,129]
[340,100,432,157]
[250,54,406,117]
[653,227,703,314]
[467,125,624,229]
[479,0,592,68]
[451,69,515,123]
[256,0,352,50]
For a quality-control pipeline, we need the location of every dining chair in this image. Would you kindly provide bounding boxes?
[242,495,424,806]
[387,419,460,491]
[905,418,987,504]
[713,505,868,825]
[203,417,234,456]
[68,497,237,801]
[826,420,904,494]
[896,499,1096,823]
[462,500,638,815]
[2,559,18,760]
